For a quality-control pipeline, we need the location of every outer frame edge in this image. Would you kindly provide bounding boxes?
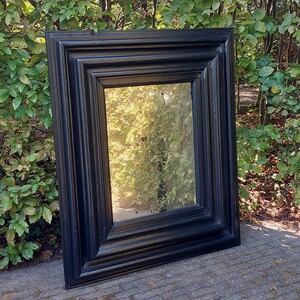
[46,29,240,289]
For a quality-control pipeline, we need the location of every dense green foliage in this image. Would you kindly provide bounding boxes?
[106,83,196,212]
[0,0,299,268]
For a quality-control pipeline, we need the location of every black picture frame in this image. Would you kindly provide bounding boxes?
[46,29,240,289]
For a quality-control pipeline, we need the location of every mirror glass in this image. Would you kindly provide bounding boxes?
[104,83,196,222]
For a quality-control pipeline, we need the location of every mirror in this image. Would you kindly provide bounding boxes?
[104,83,196,222]
[46,29,240,289]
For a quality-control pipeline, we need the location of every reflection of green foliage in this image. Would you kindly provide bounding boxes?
[105,83,196,211]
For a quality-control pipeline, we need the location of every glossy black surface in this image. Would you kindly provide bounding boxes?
[46,29,240,289]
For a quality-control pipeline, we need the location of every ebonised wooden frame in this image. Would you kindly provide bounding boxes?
[46,29,240,289]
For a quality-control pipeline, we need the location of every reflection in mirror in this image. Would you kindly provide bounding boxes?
[104,83,196,222]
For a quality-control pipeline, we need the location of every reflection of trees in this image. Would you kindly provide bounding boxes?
[105,83,196,212]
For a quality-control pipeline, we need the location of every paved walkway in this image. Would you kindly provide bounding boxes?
[0,222,299,300]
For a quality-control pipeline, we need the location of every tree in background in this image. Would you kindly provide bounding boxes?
[0,0,299,268]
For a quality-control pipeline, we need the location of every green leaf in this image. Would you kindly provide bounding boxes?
[9,89,17,97]
[248,61,257,71]
[267,106,276,114]
[282,12,292,26]
[271,95,280,107]
[11,255,22,265]
[6,4,16,12]
[278,25,286,34]
[251,165,262,174]
[5,14,12,25]
[26,153,38,162]
[270,86,280,94]
[96,21,106,31]
[0,89,9,103]
[277,162,288,172]
[42,206,52,223]
[295,30,300,41]
[21,185,31,192]
[7,60,17,71]
[26,242,39,250]
[14,106,26,118]
[288,25,295,34]
[178,15,186,28]
[6,229,15,245]
[3,47,12,55]
[12,37,27,48]
[19,74,31,85]
[3,177,15,187]
[212,1,220,10]
[29,94,37,103]
[281,110,288,116]
[32,43,46,54]
[50,201,59,211]
[25,108,34,117]
[12,98,21,110]
[15,224,25,237]
[275,72,284,83]
[0,33,5,43]
[31,184,39,193]
[203,9,212,16]
[288,66,300,78]
[43,2,53,13]
[21,206,36,216]
[253,8,265,21]
[265,18,276,33]
[239,187,250,200]
[29,207,42,224]
[258,66,274,77]
[0,248,8,257]
[1,197,13,212]
[8,186,20,193]
[0,257,9,269]
[17,83,25,93]
[257,157,267,165]
[238,25,245,33]
[179,1,194,13]
[254,21,266,33]
[22,249,33,260]
[294,133,300,143]
[23,196,39,206]
[260,142,270,151]
[249,74,258,83]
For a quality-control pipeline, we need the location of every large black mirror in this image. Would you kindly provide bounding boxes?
[46,29,240,289]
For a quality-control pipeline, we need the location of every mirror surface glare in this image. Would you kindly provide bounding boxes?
[104,83,196,222]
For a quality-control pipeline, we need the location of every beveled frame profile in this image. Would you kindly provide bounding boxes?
[46,29,240,289]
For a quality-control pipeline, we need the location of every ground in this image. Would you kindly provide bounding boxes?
[0,222,299,300]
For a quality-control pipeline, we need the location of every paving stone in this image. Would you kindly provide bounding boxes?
[0,222,299,300]
[159,288,188,300]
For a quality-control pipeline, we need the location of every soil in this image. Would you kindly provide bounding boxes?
[237,86,299,232]
[0,215,62,272]
[239,156,300,232]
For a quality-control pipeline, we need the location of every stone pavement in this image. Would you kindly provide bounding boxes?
[0,221,299,300]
